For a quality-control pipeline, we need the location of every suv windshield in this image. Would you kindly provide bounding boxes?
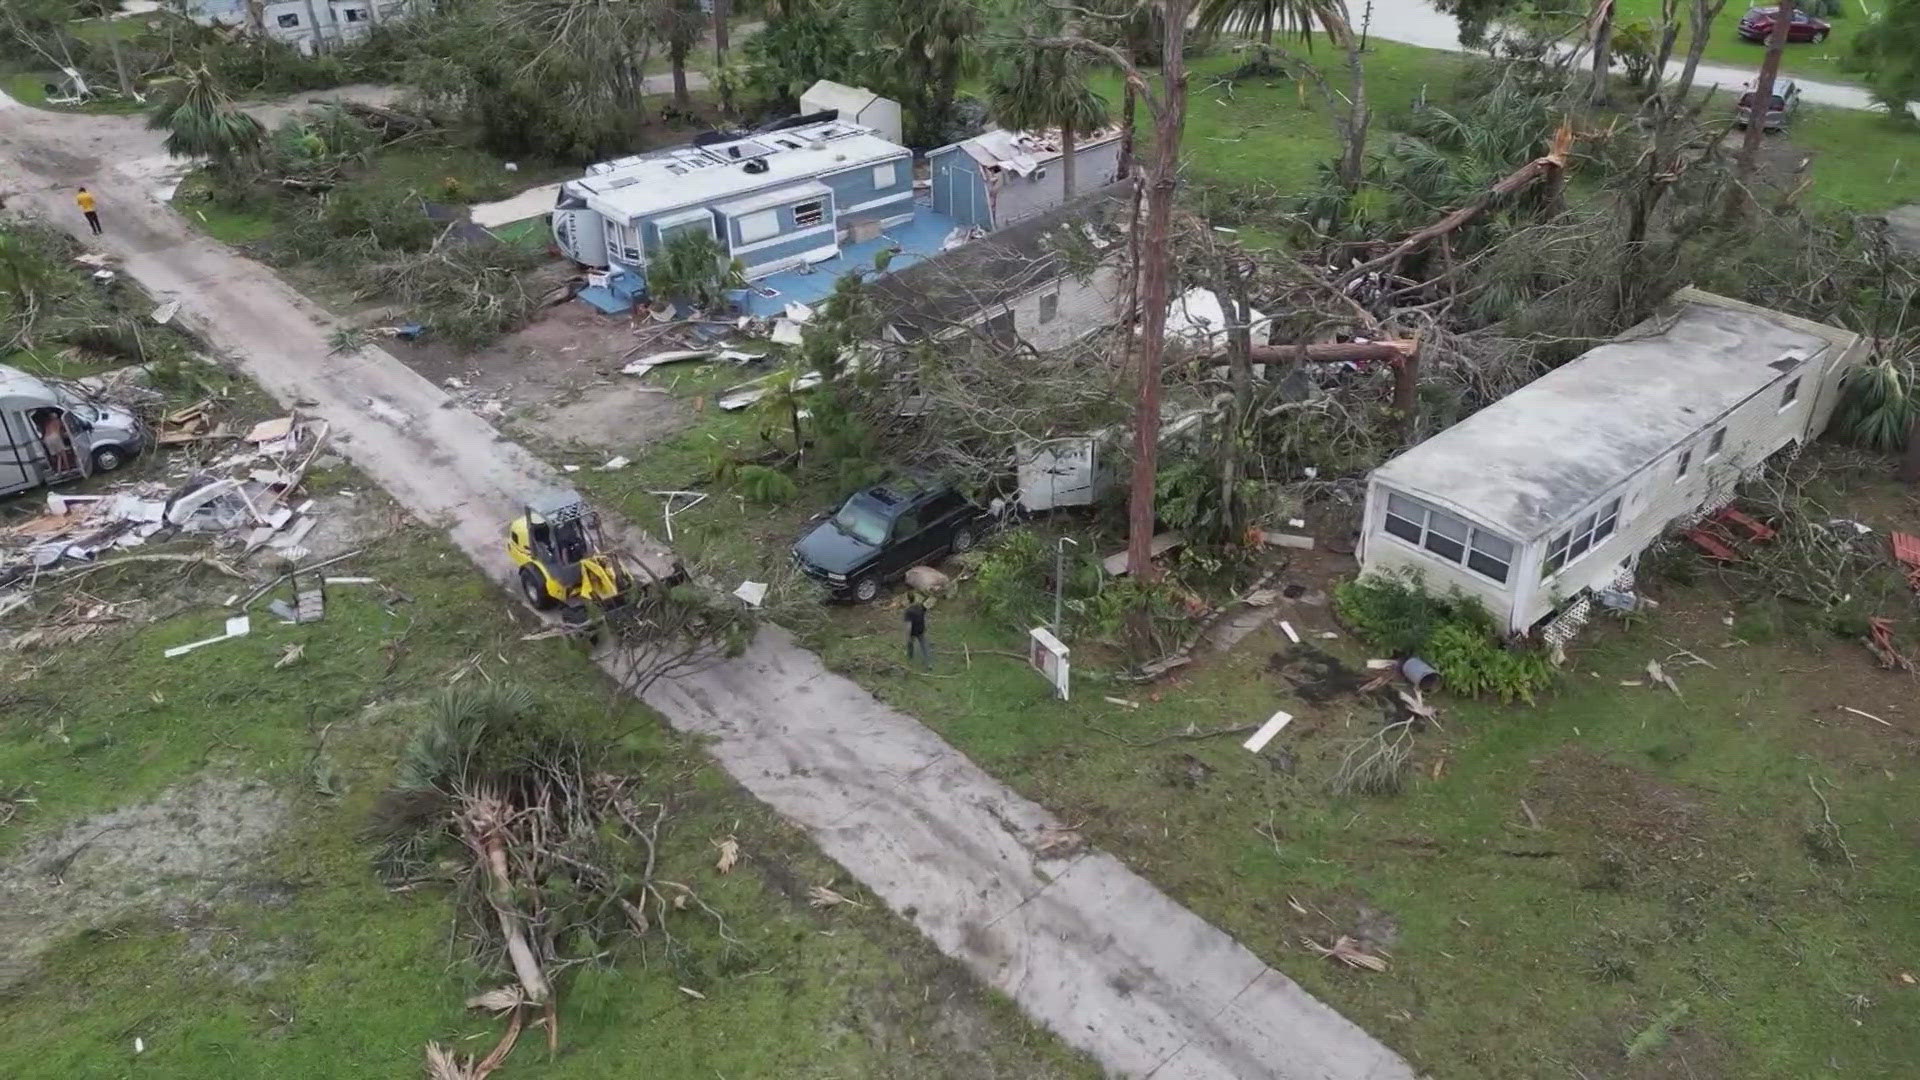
[832,499,890,545]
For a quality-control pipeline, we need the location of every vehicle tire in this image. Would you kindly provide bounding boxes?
[951,525,978,554]
[851,576,880,603]
[1812,29,1827,42]
[520,565,560,610]
[90,445,126,473]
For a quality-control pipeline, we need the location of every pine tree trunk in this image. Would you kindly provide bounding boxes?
[713,0,730,67]
[671,36,690,106]
[1118,82,1136,181]
[1734,0,1793,204]
[1061,127,1077,198]
[1126,0,1189,578]
[1589,0,1615,106]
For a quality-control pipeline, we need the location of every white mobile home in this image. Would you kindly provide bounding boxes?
[182,0,416,52]
[550,118,917,280]
[1358,290,1866,636]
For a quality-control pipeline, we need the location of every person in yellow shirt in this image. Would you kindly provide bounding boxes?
[76,187,101,235]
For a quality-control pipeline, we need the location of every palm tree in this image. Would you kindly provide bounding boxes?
[987,16,1112,197]
[863,0,982,145]
[146,66,266,187]
[1194,0,1315,45]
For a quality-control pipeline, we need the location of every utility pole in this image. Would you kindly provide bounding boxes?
[1053,537,1078,634]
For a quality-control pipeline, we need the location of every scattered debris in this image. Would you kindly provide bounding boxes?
[903,565,951,594]
[712,836,740,874]
[731,580,767,608]
[1242,710,1294,753]
[1102,532,1185,576]
[1103,696,1142,710]
[649,491,708,542]
[1866,617,1914,671]
[1305,935,1390,972]
[1399,656,1440,693]
[1644,659,1683,696]
[274,642,305,669]
[1891,532,1920,591]
[1279,620,1302,644]
[1841,705,1893,728]
[620,348,714,376]
[1032,826,1085,859]
[597,456,631,471]
[678,986,706,1001]
[1261,531,1316,550]
[807,884,864,909]
[163,615,251,658]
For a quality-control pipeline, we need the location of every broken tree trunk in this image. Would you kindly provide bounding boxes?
[1339,125,1574,287]
[1244,340,1422,442]
[1732,0,1793,211]
[1126,0,1190,579]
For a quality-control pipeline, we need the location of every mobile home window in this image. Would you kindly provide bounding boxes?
[1706,427,1727,459]
[277,12,300,25]
[1780,378,1800,408]
[872,162,898,188]
[344,7,365,20]
[1676,448,1692,479]
[737,210,780,244]
[1380,492,1512,584]
[792,200,826,228]
[1542,497,1620,577]
[1039,291,1059,324]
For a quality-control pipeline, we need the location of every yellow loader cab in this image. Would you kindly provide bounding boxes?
[506,495,632,613]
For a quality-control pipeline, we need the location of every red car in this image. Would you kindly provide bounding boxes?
[1737,7,1832,43]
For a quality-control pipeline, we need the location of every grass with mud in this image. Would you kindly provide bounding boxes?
[0,481,1095,1079]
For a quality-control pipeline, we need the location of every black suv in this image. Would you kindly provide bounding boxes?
[792,475,986,602]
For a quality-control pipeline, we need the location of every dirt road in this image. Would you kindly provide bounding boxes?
[0,94,1417,1080]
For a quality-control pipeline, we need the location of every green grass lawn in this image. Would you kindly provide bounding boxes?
[1778,102,1920,212]
[1612,0,1870,86]
[0,474,1094,1079]
[1119,41,1920,214]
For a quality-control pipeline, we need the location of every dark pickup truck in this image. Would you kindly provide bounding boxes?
[792,475,986,602]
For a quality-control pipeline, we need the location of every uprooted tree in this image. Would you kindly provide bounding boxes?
[372,685,744,1075]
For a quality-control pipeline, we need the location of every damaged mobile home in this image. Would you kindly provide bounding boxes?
[550,89,1125,318]
[1357,289,1866,636]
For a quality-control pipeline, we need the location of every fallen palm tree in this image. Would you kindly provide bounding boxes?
[370,685,737,1072]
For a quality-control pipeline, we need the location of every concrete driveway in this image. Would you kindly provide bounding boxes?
[0,91,1419,1080]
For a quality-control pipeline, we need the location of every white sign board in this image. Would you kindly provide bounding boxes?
[1028,626,1071,701]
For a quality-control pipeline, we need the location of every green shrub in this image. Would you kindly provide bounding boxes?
[974,529,1053,628]
[1336,572,1555,703]
[1423,622,1556,704]
[1334,573,1449,656]
[736,464,797,504]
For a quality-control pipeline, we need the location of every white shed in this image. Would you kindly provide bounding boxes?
[799,81,903,145]
[1357,289,1866,636]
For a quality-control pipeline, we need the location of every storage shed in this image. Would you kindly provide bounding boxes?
[926,127,1124,231]
[1357,289,1867,635]
[799,81,903,145]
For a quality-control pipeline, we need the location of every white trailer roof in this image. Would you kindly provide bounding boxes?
[577,121,907,222]
[1370,290,1854,541]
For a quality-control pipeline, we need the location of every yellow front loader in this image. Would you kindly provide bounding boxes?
[506,496,633,615]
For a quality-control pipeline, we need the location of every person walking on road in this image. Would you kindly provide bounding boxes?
[904,597,932,670]
[76,187,101,235]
